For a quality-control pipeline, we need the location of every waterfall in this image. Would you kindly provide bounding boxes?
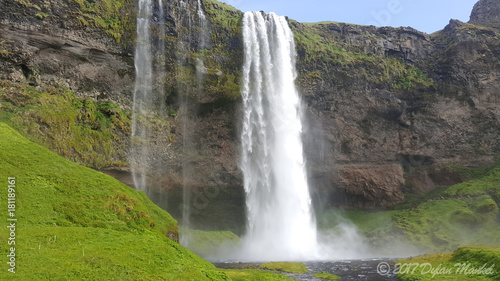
[239,11,318,261]
[131,0,153,192]
[175,0,209,246]
[195,0,208,80]
[155,0,166,114]
[130,0,167,193]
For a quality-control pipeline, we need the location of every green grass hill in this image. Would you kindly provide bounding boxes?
[0,122,290,280]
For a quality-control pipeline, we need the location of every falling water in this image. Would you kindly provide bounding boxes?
[130,0,166,193]
[195,0,208,80]
[175,0,209,246]
[239,11,318,260]
[155,0,166,114]
[178,0,195,243]
[131,0,153,192]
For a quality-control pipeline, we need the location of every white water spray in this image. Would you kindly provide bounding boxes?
[238,11,318,261]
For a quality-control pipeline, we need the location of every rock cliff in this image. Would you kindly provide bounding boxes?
[293,16,500,209]
[470,0,500,28]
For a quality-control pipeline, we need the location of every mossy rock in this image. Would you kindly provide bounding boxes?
[0,80,131,168]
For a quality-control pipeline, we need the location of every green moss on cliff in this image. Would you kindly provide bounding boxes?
[208,73,241,101]
[70,0,135,43]
[445,164,500,197]
[457,22,500,37]
[202,0,244,101]
[393,66,434,92]
[13,0,43,10]
[291,21,435,93]
[204,0,242,32]
[8,0,135,45]
[0,80,130,168]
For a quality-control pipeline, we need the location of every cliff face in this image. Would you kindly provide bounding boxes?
[470,0,500,28]
[0,0,136,104]
[1,0,499,231]
[293,17,500,209]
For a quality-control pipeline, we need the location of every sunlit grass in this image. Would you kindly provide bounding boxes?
[313,271,341,280]
[0,122,290,280]
[259,262,308,274]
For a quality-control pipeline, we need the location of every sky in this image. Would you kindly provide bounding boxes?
[223,0,480,34]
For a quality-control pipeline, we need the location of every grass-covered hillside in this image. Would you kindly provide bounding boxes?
[319,162,500,253]
[0,122,290,280]
[397,245,500,281]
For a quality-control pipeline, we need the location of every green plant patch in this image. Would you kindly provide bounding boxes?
[180,228,240,258]
[313,271,341,280]
[70,0,135,43]
[259,262,308,274]
[223,269,293,281]
[397,246,500,281]
[0,81,131,168]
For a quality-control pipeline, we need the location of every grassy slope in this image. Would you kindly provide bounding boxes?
[259,262,308,274]
[319,163,500,253]
[0,122,289,280]
[313,271,341,280]
[397,246,500,281]
[180,228,240,258]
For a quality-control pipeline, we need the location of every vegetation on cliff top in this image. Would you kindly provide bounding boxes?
[70,0,135,43]
[201,0,244,102]
[10,0,135,45]
[291,21,435,93]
